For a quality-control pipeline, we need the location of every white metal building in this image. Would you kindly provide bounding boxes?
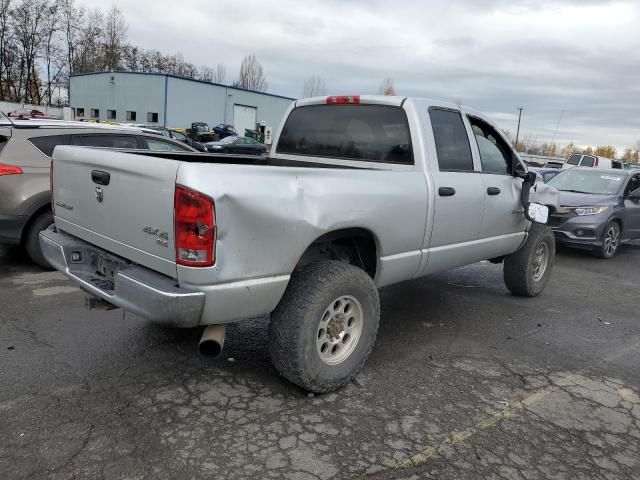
[69,71,295,135]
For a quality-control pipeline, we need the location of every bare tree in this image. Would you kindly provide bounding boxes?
[212,63,225,83]
[41,0,63,105]
[0,0,12,100]
[102,4,126,70]
[234,54,267,92]
[379,77,395,96]
[12,0,48,103]
[302,74,326,97]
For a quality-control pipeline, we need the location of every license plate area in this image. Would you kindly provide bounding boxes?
[87,253,127,292]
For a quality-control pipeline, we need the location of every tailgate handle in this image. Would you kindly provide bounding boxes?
[91,170,110,186]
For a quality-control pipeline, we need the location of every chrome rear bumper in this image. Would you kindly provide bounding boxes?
[39,226,205,327]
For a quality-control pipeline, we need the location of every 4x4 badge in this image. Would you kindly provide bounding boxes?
[95,186,103,203]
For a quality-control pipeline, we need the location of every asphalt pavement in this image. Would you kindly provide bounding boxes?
[1,242,639,479]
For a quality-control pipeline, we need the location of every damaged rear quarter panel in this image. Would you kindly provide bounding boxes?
[175,162,429,296]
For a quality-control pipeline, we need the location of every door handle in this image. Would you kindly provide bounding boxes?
[91,170,111,186]
[487,187,501,195]
[438,187,456,197]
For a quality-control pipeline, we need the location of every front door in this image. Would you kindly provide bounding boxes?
[466,115,528,257]
[423,107,487,275]
[624,174,640,239]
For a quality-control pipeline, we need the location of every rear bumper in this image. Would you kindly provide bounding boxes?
[39,226,205,327]
[0,214,29,244]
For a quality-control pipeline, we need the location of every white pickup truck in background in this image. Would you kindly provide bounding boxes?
[41,95,558,393]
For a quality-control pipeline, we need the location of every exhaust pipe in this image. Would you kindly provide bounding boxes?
[198,324,226,358]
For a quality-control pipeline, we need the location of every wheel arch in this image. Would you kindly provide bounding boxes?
[294,227,379,279]
[20,197,52,243]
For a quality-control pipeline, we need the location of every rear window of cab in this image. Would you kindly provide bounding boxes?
[276,104,414,164]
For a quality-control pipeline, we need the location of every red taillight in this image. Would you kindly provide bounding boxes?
[174,186,216,267]
[0,163,23,176]
[594,158,599,167]
[326,95,360,105]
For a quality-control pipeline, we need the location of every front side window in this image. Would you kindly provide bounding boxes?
[29,134,71,157]
[429,108,473,171]
[567,154,581,165]
[71,134,139,149]
[468,117,512,175]
[581,156,596,167]
[277,104,413,164]
[625,175,640,196]
[145,138,190,152]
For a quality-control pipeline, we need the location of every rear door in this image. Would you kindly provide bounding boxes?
[52,146,179,278]
[423,107,486,274]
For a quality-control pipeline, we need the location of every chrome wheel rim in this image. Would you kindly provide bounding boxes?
[532,242,549,282]
[316,295,363,365]
[604,223,620,256]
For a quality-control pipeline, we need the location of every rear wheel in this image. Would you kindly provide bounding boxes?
[503,224,555,297]
[24,211,54,269]
[595,220,621,259]
[269,260,380,393]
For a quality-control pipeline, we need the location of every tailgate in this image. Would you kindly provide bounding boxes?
[52,146,178,278]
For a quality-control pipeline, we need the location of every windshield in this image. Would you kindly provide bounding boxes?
[547,169,625,195]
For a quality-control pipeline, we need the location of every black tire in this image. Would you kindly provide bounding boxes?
[503,224,555,297]
[24,211,54,269]
[594,220,621,259]
[269,260,380,393]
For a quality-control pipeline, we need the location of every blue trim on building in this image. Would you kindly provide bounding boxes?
[69,71,297,101]
[163,76,169,127]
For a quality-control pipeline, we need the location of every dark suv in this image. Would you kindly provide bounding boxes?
[0,119,195,267]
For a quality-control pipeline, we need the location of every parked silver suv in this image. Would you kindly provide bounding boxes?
[0,119,195,267]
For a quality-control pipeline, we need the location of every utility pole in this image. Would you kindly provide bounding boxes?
[550,110,564,147]
[515,107,523,149]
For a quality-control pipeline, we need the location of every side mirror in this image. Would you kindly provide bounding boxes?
[629,188,640,199]
[527,203,549,224]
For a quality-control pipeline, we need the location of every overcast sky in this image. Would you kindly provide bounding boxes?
[80,0,640,152]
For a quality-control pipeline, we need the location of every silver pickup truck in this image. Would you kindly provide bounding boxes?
[41,95,558,393]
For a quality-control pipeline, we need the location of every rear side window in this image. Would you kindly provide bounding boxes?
[567,154,581,165]
[71,134,139,149]
[29,134,71,157]
[276,104,413,164]
[144,137,191,152]
[429,108,474,171]
[581,156,596,167]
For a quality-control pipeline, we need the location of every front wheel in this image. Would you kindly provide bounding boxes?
[269,260,380,393]
[503,224,555,297]
[594,220,621,259]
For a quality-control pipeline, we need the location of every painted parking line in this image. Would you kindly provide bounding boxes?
[398,339,640,469]
[398,373,579,467]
